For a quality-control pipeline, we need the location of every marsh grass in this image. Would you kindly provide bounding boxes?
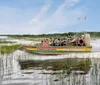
[19,58,91,75]
[0,44,21,54]
[0,44,99,85]
[0,40,14,44]
[0,54,100,85]
[73,59,91,73]
[90,61,100,85]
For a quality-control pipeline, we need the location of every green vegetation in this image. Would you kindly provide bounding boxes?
[19,58,91,74]
[0,32,98,41]
[74,59,91,73]
[88,32,100,38]
[0,40,14,44]
[3,32,99,38]
[0,32,99,42]
[7,32,75,38]
[0,44,21,54]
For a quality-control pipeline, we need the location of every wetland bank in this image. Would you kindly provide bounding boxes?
[0,33,100,85]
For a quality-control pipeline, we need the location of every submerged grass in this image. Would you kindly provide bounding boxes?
[19,58,91,74]
[74,59,91,72]
[0,44,21,54]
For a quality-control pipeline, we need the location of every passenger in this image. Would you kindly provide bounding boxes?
[77,36,85,46]
[46,39,49,44]
[55,38,59,46]
[41,40,43,46]
[66,36,70,42]
[49,38,53,46]
[71,35,79,46]
[52,40,55,46]
[60,38,64,46]
[42,39,49,46]
[58,38,61,46]
[62,41,66,46]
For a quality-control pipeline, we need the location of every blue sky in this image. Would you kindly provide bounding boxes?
[0,0,100,34]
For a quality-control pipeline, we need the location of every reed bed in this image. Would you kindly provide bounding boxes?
[0,44,21,54]
[0,46,100,85]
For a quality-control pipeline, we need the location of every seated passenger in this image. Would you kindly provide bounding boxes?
[71,36,79,46]
[41,40,43,45]
[77,37,85,46]
[42,39,49,46]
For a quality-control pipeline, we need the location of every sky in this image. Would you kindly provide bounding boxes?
[0,0,100,34]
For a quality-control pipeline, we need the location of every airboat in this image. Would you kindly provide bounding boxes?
[22,32,92,55]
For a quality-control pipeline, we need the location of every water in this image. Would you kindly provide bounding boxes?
[0,50,100,85]
[0,36,8,39]
[0,39,100,85]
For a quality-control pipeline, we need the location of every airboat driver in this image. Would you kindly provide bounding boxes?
[71,33,91,46]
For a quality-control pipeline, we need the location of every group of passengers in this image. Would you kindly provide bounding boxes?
[41,36,72,46]
[41,34,87,46]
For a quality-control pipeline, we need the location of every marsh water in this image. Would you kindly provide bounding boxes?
[0,38,100,85]
[0,51,100,85]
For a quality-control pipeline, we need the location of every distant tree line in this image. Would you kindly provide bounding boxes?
[88,32,100,37]
[0,32,100,38]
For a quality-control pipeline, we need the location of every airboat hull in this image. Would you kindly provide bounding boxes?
[23,46,92,55]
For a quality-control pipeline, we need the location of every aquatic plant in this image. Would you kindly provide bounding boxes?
[19,58,92,76]
[73,59,91,74]
[0,44,21,54]
[0,40,15,44]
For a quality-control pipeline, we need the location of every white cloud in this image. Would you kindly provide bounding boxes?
[29,0,85,34]
[30,0,52,24]
[0,0,85,34]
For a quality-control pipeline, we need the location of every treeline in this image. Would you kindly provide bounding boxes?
[88,32,100,37]
[0,32,100,38]
[5,32,75,38]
